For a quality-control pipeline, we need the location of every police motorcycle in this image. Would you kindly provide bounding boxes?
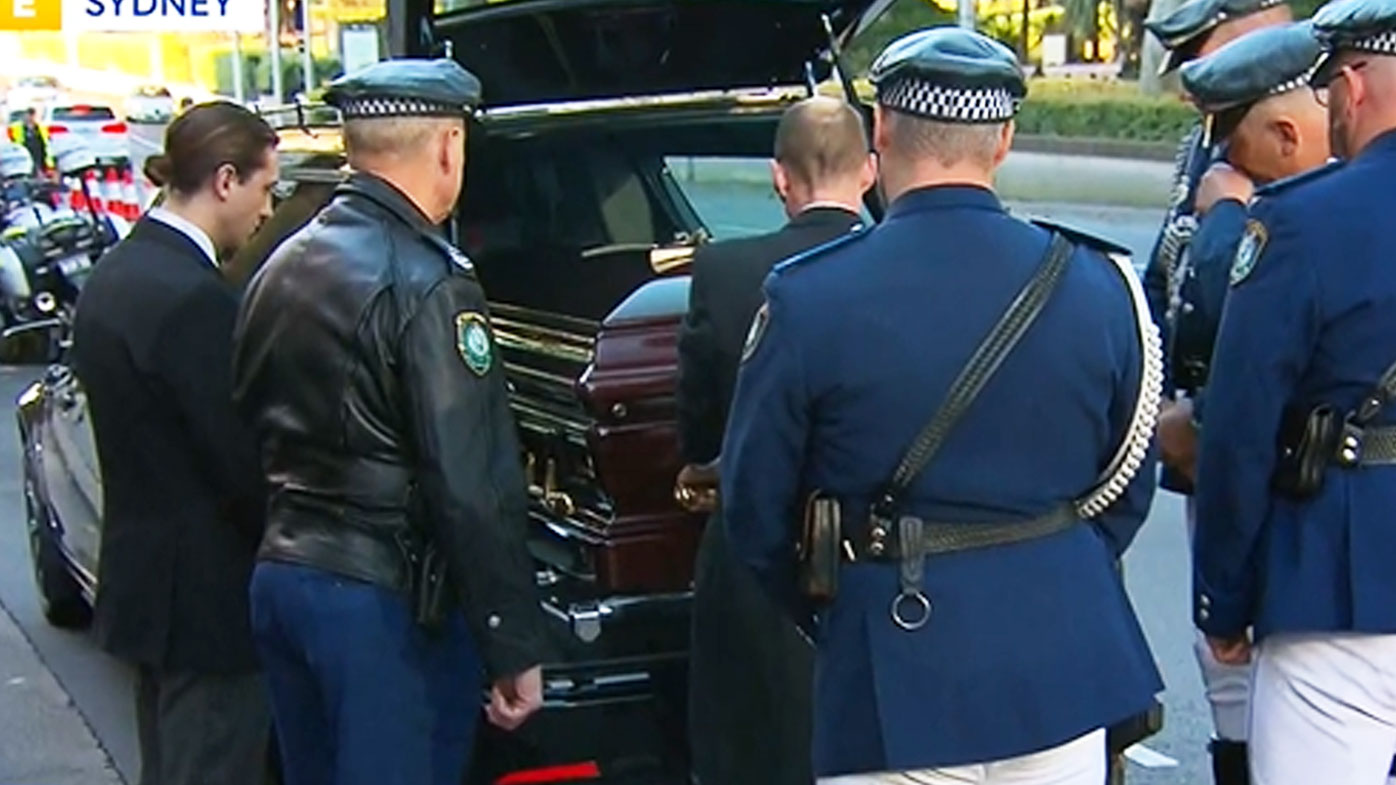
[0,139,131,362]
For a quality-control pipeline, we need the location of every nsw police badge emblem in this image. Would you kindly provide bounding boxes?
[455,312,493,376]
[741,302,769,363]
[1231,219,1268,286]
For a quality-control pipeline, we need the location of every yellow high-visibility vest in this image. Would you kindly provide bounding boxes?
[7,122,53,169]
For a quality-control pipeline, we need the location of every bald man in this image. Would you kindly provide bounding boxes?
[675,95,875,785]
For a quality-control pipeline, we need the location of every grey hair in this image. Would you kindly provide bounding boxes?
[343,116,463,160]
[883,110,1004,169]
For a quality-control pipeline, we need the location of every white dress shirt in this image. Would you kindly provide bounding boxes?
[146,207,218,268]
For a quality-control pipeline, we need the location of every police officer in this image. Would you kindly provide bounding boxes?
[232,59,548,784]
[720,27,1163,785]
[1144,0,1293,433]
[1193,0,1396,781]
[1141,0,1291,776]
[1162,22,1331,783]
[1143,0,1291,392]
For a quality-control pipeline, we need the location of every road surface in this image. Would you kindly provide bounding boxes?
[0,121,1213,785]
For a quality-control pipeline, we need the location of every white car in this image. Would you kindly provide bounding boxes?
[125,85,175,124]
[5,76,62,114]
[41,104,129,165]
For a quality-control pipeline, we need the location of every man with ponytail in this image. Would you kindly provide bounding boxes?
[70,100,280,785]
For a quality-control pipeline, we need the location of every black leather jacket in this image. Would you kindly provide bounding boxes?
[232,172,545,678]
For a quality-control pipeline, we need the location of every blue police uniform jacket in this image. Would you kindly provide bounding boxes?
[720,184,1164,776]
[1171,197,1248,426]
[1145,124,1225,493]
[1194,130,1396,641]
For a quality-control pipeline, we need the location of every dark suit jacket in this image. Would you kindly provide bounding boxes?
[71,218,266,674]
[676,206,862,463]
[676,205,861,785]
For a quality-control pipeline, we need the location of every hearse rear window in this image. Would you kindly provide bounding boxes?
[664,156,786,240]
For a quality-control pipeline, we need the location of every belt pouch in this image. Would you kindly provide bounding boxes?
[394,530,449,633]
[1272,403,1341,500]
[413,542,450,633]
[797,491,841,603]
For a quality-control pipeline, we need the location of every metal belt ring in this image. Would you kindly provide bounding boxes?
[890,591,931,631]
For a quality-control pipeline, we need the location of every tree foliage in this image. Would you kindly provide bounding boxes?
[844,0,957,74]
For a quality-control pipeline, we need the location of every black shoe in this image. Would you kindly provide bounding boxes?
[1208,738,1249,785]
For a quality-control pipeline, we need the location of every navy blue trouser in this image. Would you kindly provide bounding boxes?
[250,561,483,785]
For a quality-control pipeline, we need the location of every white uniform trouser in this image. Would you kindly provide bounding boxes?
[1250,633,1396,785]
[817,728,1104,785]
[1187,498,1252,741]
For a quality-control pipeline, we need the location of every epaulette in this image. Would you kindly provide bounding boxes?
[422,230,475,272]
[1029,218,1132,258]
[771,224,869,276]
[1254,158,1342,198]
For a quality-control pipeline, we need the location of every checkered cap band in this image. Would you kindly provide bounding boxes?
[336,96,466,119]
[1349,28,1396,55]
[878,77,1019,123]
[1266,60,1322,97]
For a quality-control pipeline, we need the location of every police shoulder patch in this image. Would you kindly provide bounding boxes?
[1230,219,1268,287]
[740,301,770,364]
[455,311,493,376]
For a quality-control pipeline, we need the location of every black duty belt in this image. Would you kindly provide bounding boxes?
[843,503,1080,562]
[1274,355,1396,499]
[1348,424,1396,465]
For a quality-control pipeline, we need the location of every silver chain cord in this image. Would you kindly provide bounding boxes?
[1075,252,1165,519]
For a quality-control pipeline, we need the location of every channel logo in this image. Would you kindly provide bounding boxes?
[1,0,62,30]
[2,0,262,31]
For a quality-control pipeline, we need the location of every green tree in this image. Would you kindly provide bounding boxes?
[1061,0,1101,56]
[844,0,958,74]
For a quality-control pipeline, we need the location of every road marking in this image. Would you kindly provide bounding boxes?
[1123,744,1179,768]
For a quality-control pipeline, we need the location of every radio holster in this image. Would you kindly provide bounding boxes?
[394,529,452,633]
[1272,403,1351,500]
[797,491,843,603]
[413,542,451,631]
[396,483,453,634]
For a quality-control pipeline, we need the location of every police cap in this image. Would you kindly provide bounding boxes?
[1310,0,1396,87]
[1146,0,1289,75]
[869,27,1026,124]
[1180,21,1321,138]
[324,58,483,120]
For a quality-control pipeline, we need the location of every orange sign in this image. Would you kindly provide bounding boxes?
[0,0,62,29]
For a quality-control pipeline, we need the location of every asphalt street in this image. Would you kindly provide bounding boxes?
[0,121,1214,785]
